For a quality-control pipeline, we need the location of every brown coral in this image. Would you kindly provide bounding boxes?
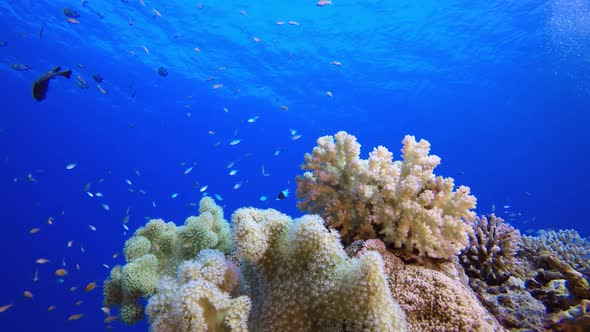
[460,214,521,285]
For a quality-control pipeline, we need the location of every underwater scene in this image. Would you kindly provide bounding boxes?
[1,0,589,331]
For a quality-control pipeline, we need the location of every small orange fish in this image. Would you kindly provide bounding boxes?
[67,18,80,24]
[212,84,223,89]
[68,313,83,321]
[69,287,77,292]
[75,300,83,306]
[280,105,289,111]
[55,268,68,277]
[84,282,96,292]
[253,37,261,43]
[317,0,332,6]
[101,307,111,316]
[23,291,33,299]
[104,315,118,323]
[47,305,56,312]
[0,304,13,313]
[36,258,50,264]
[29,228,40,234]
[152,9,161,17]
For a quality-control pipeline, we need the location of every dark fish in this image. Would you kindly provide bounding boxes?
[92,73,103,83]
[0,40,6,47]
[81,0,88,7]
[157,67,168,77]
[11,64,31,71]
[32,66,72,101]
[63,7,80,18]
[276,189,289,200]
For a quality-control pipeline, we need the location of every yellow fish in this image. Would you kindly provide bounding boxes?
[68,313,83,321]
[0,304,13,313]
[84,282,96,292]
[55,268,68,277]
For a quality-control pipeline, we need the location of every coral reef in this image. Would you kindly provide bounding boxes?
[517,230,590,331]
[356,239,504,332]
[232,208,407,332]
[522,230,590,279]
[460,214,522,284]
[470,277,547,331]
[546,299,590,331]
[103,197,232,324]
[296,131,476,259]
[100,132,590,332]
[146,249,251,332]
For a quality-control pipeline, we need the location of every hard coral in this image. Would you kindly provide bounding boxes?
[460,214,522,284]
[103,197,232,324]
[470,277,547,331]
[357,239,504,332]
[296,131,476,259]
[146,249,250,332]
[522,230,590,280]
[232,208,406,332]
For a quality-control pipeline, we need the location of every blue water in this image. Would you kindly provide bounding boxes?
[1,0,588,330]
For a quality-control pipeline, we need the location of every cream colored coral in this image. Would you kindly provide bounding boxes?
[146,249,250,332]
[296,131,476,259]
[232,208,406,332]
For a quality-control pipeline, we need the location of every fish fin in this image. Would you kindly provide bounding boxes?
[60,69,72,79]
[52,66,62,73]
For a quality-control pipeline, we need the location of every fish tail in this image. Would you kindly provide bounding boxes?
[60,69,72,79]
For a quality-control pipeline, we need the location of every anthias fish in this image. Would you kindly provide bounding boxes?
[32,66,72,101]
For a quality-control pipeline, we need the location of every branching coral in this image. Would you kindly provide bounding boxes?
[460,214,522,284]
[103,197,232,324]
[296,131,476,259]
[357,239,504,332]
[146,249,251,332]
[522,229,590,279]
[232,208,407,332]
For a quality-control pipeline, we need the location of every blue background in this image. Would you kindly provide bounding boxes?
[0,0,588,330]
